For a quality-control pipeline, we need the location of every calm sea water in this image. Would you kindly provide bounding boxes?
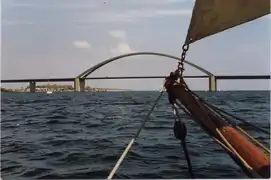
[1,91,270,179]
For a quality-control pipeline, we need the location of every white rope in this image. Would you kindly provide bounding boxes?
[107,91,164,179]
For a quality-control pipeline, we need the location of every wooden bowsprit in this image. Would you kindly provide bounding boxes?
[164,77,270,178]
[163,1,271,177]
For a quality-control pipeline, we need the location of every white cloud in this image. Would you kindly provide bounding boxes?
[136,0,193,5]
[123,9,192,19]
[2,20,33,25]
[73,40,91,50]
[4,2,96,10]
[110,42,134,56]
[108,30,135,56]
[236,44,264,54]
[108,30,127,41]
[5,3,34,8]
[74,8,192,24]
[149,9,192,16]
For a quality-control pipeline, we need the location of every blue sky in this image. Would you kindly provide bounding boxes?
[1,0,270,90]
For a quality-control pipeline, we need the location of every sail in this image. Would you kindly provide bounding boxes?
[185,0,270,44]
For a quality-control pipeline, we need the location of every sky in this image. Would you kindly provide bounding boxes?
[1,0,271,90]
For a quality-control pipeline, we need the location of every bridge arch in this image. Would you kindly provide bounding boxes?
[77,52,214,78]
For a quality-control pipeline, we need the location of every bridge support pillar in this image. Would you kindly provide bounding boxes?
[208,76,217,92]
[74,78,85,92]
[29,81,36,92]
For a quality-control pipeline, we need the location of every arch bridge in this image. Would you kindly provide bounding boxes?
[73,52,217,92]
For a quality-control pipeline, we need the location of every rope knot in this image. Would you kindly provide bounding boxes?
[164,71,180,104]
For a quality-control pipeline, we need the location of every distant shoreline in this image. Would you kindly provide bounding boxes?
[1,90,270,92]
[0,85,132,92]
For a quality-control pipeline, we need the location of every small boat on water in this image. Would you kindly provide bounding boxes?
[46,90,53,94]
[106,0,270,179]
[46,81,53,94]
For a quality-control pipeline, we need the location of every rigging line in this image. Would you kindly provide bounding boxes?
[180,138,194,178]
[182,87,269,153]
[169,83,254,178]
[200,101,269,152]
[172,103,190,121]
[172,80,265,178]
[215,128,253,170]
[189,90,269,134]
[107,91,164,180]
[168,81,241,159]
[174,98,217,137]
[216,128,262,178]
[196,96,270,153]
[172,90,238,154]
[174,101,192,118]
[171,104,195,178]
[236,126,271,154]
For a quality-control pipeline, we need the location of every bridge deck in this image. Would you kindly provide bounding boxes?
[216,75,270,80]
[1,75,270,83]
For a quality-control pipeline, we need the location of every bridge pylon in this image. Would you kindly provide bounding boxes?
[74,78,85,92]
[208,76,217,91]
[29,81,36,92]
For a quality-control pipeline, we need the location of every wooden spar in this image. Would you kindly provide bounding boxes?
[169,80,270,178]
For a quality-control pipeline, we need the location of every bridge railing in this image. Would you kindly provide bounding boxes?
[1,75,270,92]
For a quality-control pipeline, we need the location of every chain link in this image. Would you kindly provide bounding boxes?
[177,43,190,76]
